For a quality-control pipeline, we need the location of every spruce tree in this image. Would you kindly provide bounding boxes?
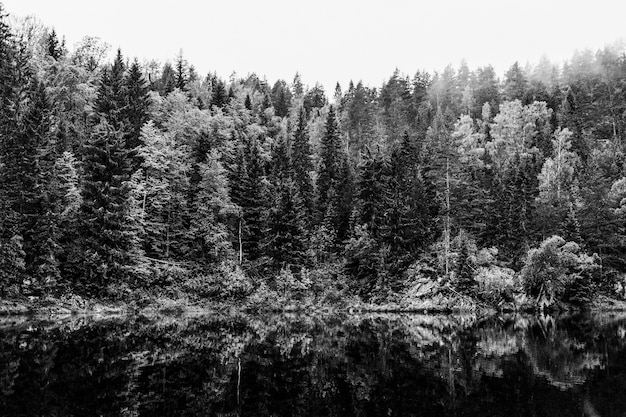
[71,122,135,295]
[159,62,176,95]
[125,59,151,156]
[211,77,229,108]
[291,107,314,223]
[454,239,476,294]
[265,135,308,268]
[175,52,187,91]
[232,137,267,261]
[381,132,439,266]
[355,147,387,240]
[22,82,63,293]
[317,105,342,221]
[46,28,62,60]
[95,49,127,130]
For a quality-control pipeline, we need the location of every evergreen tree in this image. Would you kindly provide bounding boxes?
[454,239,476,294]
[211,77,229,108]
[70,122,136,295]
[355,147,387,240]
[335,154,354,242]
[232,137,267,261]
[317,105,342,221]
[159,62,176,95]
[94,49,127,130]
[381,132,440,266]
[21,82,62,293]
[175,51,187,91]
[265,135,308,268]
[503,62,528,102]
[271,79,292,117]
[46,28,63,60]
[124,59,151,155]
[291,107,314,223]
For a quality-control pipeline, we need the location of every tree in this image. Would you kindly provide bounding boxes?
[190,150,239,263]
[271,79,292,117]
[231,136,267,262]
[316,105,342,222]
[381,132,440,266]
[521,236,600,307]
[124,59,151,156]
[486,100,551,179]
[70,122,137,295]
[537,128,579,205]
[175,51,187,91]
[291,107,314,223]
[94,49,127,131]
[134,121,190,260]
[265,135,308,269]
[46,28,63,60]
[503,62,528,102]
[211,76,229,108]
[303,83,326,115]
[454,238,476,294]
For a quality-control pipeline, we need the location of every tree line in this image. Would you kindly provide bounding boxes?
[1,4,625,304]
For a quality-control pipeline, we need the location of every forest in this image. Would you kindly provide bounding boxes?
[1,3,625,312]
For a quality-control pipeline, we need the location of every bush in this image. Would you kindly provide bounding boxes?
[521,235,601,307]
[475,266,518,305]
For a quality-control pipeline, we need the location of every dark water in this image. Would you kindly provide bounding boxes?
[2,312,626,416]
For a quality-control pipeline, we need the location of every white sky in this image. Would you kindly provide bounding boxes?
[2,0,625,91]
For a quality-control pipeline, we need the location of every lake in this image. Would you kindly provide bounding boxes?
[1,312,626,416]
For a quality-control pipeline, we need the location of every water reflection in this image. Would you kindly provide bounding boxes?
[1,312,626,416]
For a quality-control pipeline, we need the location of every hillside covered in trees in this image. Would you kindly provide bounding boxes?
[1,4,625,311]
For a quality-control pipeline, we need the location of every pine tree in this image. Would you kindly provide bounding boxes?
[159,62,176,95]
[211,77,229,108]
[125,59,151,156]
[0,5,20,241]
[70,122,136,295]
[503,62,528,102]
[175,51,187,91]
[454,239,476,294]
[317,105,342,221]
[46,28,62,60]
[22,82,62,293]
[291,107,314,223]
[355,147,387,240]
[271,79,292,117]
[381,132,440,265]
[265,135,308,268]
[95,49,127,130]
[232,137,267,261]
[335,154,354,242]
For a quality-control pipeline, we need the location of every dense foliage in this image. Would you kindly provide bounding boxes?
[1,4,625,307]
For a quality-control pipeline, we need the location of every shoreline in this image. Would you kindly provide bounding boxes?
[3,293,626,318]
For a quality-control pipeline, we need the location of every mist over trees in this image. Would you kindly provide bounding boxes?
[1,3,625,307]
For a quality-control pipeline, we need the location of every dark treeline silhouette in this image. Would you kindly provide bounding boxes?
[1,4,625,307]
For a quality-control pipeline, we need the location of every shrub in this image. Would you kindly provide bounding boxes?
[521,235,601,307]
[475,266,518,305]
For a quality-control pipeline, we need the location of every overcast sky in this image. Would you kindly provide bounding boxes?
[2,0,625,91]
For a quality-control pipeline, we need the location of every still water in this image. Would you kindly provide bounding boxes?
[1,312,626,416]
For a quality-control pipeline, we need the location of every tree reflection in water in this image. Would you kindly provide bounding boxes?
[2,312,626,416]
